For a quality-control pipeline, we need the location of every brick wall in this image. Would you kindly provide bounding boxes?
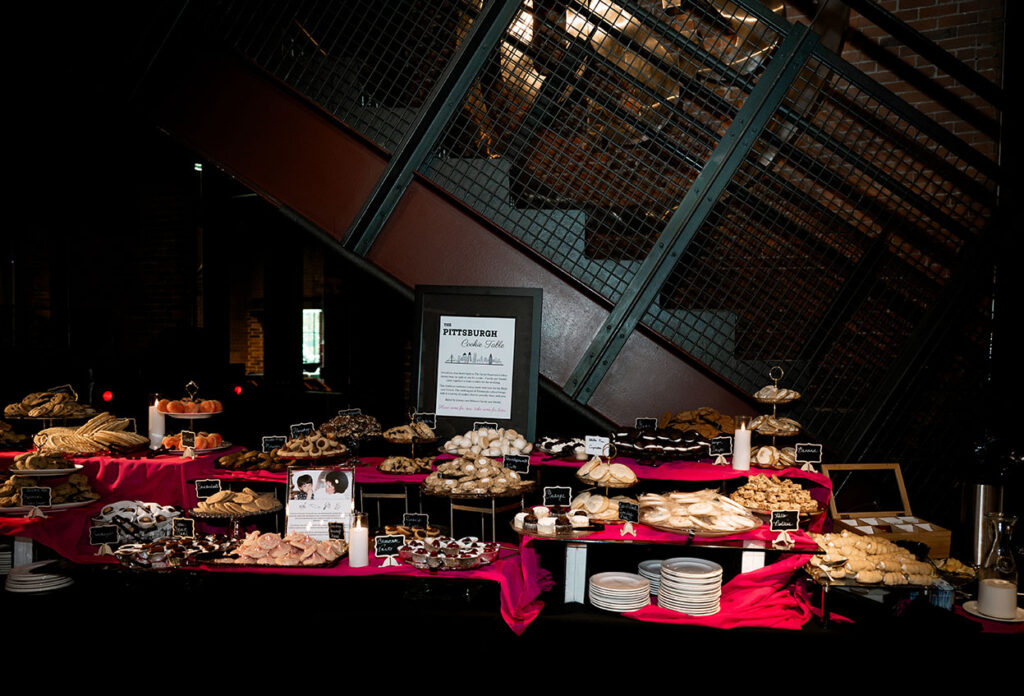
[793,0,1004,161]
[246,314,265,375]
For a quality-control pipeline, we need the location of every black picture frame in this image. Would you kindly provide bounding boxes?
[414,285,542,442]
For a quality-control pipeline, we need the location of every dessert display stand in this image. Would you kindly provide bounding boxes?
[359,485,412,530]
[423,485,534,542]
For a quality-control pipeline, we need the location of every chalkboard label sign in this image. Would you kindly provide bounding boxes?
[473,421,498,431]
[290,422,315,439]
[503,454,530,474]
[413,412,436,429]
[20,487,51,507]
[172,517,195,538]
[403,513,429,529]
[194,479,222,500]
[795,443,823,464]
[770,510,800,532]
[710,436,733,456]
[89,524,119,546]
[328,522,346,540]
[374,534,405,557]
[337,408,362,417]
[262,436,287,453]
[48,384,77,398]
[585,435,610,457]
[543,486,572,507]
[635,417,658,431]
[618,501,639,523]
[180,430,196,449]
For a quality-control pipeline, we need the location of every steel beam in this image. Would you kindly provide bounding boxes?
[564,25,820,403]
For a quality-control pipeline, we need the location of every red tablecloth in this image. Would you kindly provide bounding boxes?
[1,449,553,633]
[630,553,816,629]
[522,519,818,629]
[2,447,829,633]
[202,543,554,634]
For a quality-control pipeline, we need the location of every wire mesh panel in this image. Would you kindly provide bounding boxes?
[187,0,1001,503]
[418,0,784,303]
[642,44,997,461]
[201,0,482,153]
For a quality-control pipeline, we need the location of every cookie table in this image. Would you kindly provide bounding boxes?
[1,448,236,563]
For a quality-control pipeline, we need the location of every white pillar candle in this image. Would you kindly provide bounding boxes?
[978,578,1018,619]
[733,416,751,471]
[349,513,369,568]
[148,400,165,449]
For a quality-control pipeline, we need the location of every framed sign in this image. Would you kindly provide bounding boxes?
[414,286,542,442]
[286,467,355,542]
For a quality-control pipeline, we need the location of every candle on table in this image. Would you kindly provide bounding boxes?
[148,397,165,449]
[733,415,751,471]
[350,512,369,568]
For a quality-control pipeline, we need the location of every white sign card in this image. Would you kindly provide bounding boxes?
[585,436,610,457]
[285,467,354,543]
[435,315,516,420]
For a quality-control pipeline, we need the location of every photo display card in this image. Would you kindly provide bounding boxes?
[285,466,354,543]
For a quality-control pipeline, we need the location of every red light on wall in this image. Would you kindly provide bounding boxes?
[102,390,114,402]
[234,385,243,396]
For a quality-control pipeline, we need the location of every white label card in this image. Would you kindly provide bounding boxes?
[585,436,609,457]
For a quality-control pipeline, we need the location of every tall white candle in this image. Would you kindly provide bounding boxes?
[733,417,751,471]
[350,513,369,568]
[148,400,165,449]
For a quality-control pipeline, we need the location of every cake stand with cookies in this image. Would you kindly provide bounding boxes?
[421,454,534,541]
[749,366,803,468]
[191,487,283,539]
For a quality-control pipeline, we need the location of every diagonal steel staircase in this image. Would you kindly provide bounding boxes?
[135,0,1007,518]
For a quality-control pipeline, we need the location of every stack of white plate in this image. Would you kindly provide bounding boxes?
[658,557,722,616]
[5,560,74,594]
[589,571,651,612]
[638,559,663,595]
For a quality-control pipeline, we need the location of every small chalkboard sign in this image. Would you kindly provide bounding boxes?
[172,517,196,538]
[795,443,823,464]
[290,422,315,439]
[770,510,800,532]
[262,435,287,453]
[585,435,610,456]
[413,412,437,429]
[20,487,51,507]
[618,501,639,523]
[374,534,405,557]
[403,512,429,529]
[180,430,196,449]
[328,522,346,540]
[709,436,733,456]
[635,417,658,431]
[48,384,77,398]
[543,486,572,507]
[194,479,222,500]
[337,408,362,417]
[503,454,530,474]
[89,524,119,546]
[473,421,498,431]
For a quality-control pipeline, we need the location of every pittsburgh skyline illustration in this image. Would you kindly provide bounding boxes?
[444,352,503,366]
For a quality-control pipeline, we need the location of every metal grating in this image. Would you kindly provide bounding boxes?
[182,0,1003,502]
[418,0,783,303]
[203,0,482,153]
[643,46,997,453]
